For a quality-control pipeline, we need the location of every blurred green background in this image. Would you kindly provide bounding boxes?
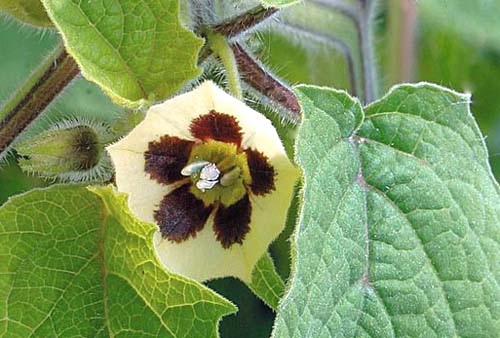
[1,1,500,337]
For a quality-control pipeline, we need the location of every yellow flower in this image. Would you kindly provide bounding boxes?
[107,81,299,282]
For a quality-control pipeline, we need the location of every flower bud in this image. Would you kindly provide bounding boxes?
[16,119,113,182]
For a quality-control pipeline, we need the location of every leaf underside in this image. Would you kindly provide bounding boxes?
[273,84,500,337]
[41,0,204,107]
[0,185,235,337]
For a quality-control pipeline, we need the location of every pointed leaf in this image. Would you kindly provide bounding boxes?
[273,84,500,337]
[0,185,236,337]
[41,0,204,107]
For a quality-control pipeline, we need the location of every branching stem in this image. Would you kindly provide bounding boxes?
[213,5,278,38]
[203,5,301,122]
[231,43,301,121]
[311,0,379,103]
[277,22,358,97]
[310,0,360,23]
[0,44,80,156]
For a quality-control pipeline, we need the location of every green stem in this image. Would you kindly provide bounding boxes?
[277,21,358,98]
[310,0,379,103]
[206,31,243,99]
[0,44,80,158]
[358,0,378,103]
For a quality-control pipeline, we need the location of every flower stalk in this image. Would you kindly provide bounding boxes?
[206,31,243,99]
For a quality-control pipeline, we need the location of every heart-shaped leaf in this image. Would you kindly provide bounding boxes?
[273,84,500,337]
[0,185,236,337]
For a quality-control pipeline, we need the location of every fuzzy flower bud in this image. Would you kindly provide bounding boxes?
[16,119,113,182]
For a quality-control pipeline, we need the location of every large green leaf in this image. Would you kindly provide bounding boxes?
[0,185,236,337]
[273,84,500,337]
[415,17,500,179]
[41,0,203,107]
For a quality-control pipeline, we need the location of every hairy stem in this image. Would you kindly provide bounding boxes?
[231,42,301,121]
[358,0,378,103]
[213,5,278,38]
[277,21,358,97]
[310,0,360,23]
[200,4,301,120]
[311,0,379,103]
[0,44,80,156]
[207,32,243,98]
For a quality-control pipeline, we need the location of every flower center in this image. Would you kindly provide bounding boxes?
[181,140,251,207]
[197,163,220,191]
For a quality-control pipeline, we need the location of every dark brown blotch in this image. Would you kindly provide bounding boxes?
[73,127,100,170]
[190,110,243,146]
[155,184,213,242]
[144,135,194,185]
[245,148,276,196]
[213,194,252,248]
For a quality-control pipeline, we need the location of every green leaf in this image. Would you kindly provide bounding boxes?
[259,0,299,8]
[247,252,285,310]
[273,84,500,337]
[0,185,236,337]
[415,16,500,179]
[418,0,500,51]
[41,0,204,107]
[0,0,52,27]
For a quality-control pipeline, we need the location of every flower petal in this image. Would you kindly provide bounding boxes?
[155,184,213,242]
[245,148,276,196]
[190,110,243,146]
[153,147,299,283]
[106,147,172,224]
[106,110,182,224]
[213,195,252,248]
[145,135,194,185]
[110,81,300,282]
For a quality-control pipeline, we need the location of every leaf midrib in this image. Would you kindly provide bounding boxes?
[97,202,178,338]
[305,100,466,335]
[355,131,499,336]
[70,1,148,98]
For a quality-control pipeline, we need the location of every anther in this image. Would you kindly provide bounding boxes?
[181,160,210,176]
[220,167,241,187]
